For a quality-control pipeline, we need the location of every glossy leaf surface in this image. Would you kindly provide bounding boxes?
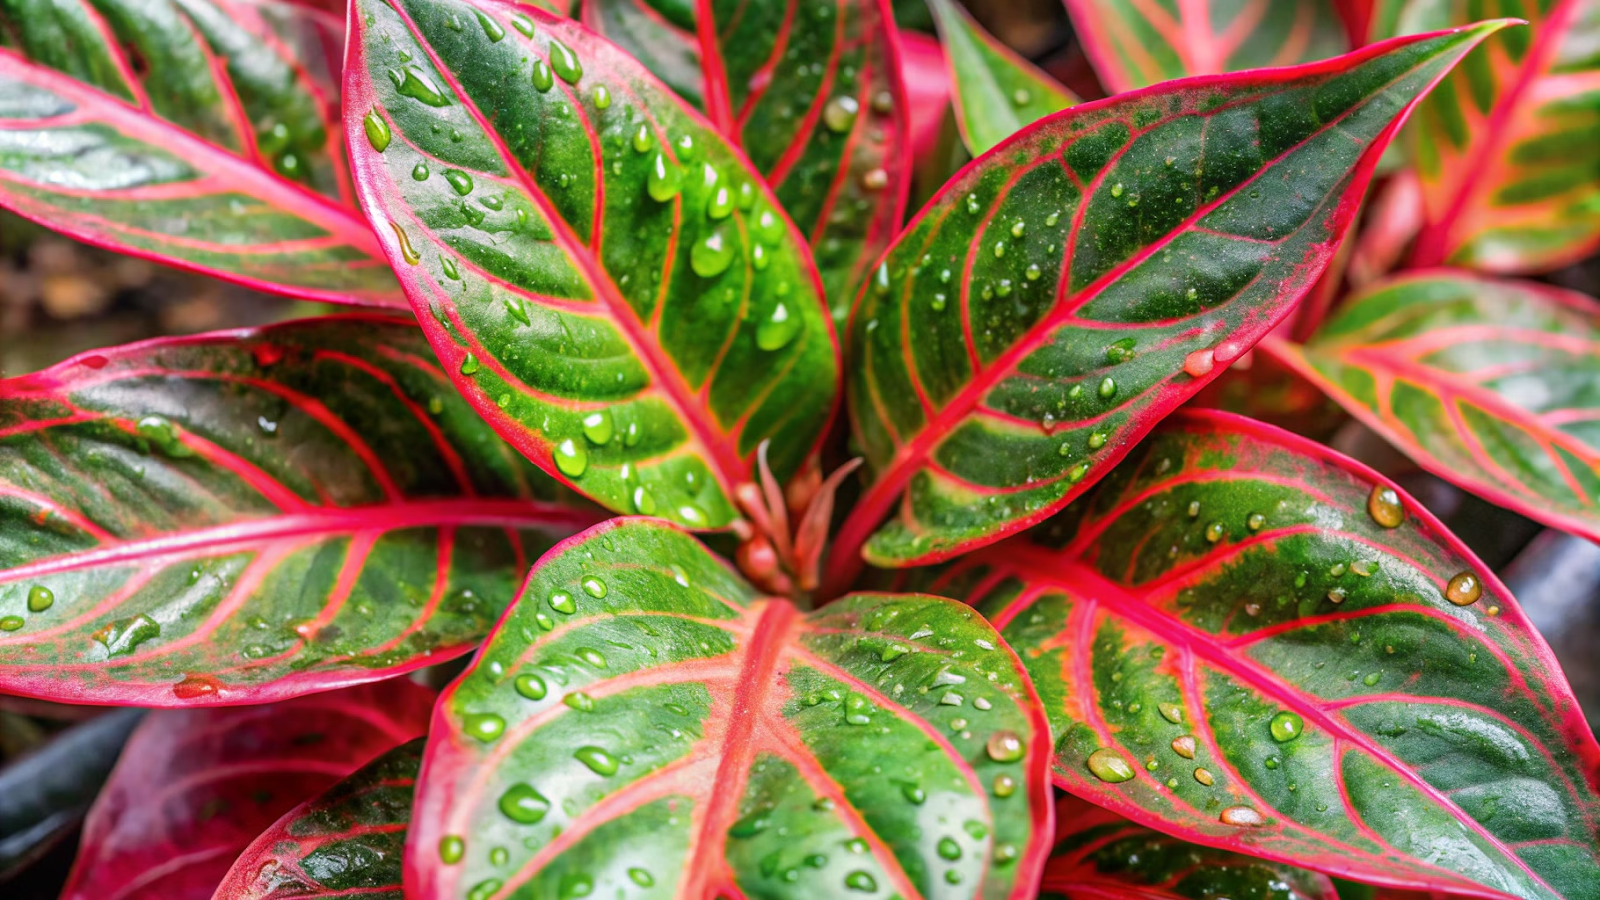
[213,738,424,900]
[1407,0,1600,272]
[1266,272,1600,547]
[0,0,401,305]
[347,0,840,531]
[63,680,434,900]
[585,0,910,320]
[932,410,1600,898]
[1039,796,1337,900]
[1063,0,1349,92]
[0,316,599,707]
[833,27,1499,575]
[927,0,1077,156]
[409,518,1053,900]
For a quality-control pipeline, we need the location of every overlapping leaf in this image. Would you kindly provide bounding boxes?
[926,0,1077,156]
[346,0,840,533]
[213,737,424,900]
[1404,0,1600,273]
[63,679,434,900]
[1264,272,1600,547]
[929,410,1600,898]
[585,0,910,320]
[0,316,599,706]
[830,27,1500,578]
[1039,796,1337,900]
[0,0,401,305]
[1062,0,1349,92]
[409,518,1053,900]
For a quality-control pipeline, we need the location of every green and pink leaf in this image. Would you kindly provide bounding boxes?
[0,317,598,706]
[212,737,424,900]
[1063,0,1350,92]
[0,0,401,304]
[1264,271,1600,548]
[346,0,840,532]
[925,410,1600,899]
[830,25,1503,581]
[63,679,434,900]
[409,517,1054,900]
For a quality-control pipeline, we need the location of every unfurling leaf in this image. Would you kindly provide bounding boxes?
[1406,0,1600,272]
[930,410,1600,898]
[0,0,401,305]
[1063,0,1349,92]
[1265,271,1600,547]
[0,317,599,706]
[212,738,424,900]
[409,518,1053,900]
[926,0,1077,156]
[346,0,840,531]
[831,26,1504,579]
[586,0,910,320]
[1040,796,1337,900]
[63,680,434,900]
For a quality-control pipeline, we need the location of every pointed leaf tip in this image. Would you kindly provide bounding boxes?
[830,27,1499,580]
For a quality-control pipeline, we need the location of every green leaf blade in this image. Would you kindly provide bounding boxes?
[0,0,402,305]
[586,0,912,322]
[1064,0,1350,92]
[1407,0,1600,272]
[1267,271,1600,546]
[409,518,1054,900]
[0,317,598,706]
[346,0,841,531]
[832,25,1505,577]
[926,0,1076,156]
[213,738,424,900]
[939,410,1600,899]
[1040,796,1338,900]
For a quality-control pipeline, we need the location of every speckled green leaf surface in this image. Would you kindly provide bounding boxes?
[0,0,402,305]
[926,0,1077,156]
[585,0,910,321]
[0,316,599,707]
[63,680,434,900]
[346,0,840,532]
[408,517,1054,900]
[830,26,1501,579]
[924,410,1600,899]
[1405,0,1600,273]
[1063,0,1350,92]
[1039,796,1337,900]
[213,738,424,900]
[1265,272,1600,547]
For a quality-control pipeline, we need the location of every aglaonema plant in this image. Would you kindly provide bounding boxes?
[1,1,1598,898]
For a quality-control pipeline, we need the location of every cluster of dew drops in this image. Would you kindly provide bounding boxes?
[361,10,852,517]
[425,556,1048,895]
[1068,481,1490,830]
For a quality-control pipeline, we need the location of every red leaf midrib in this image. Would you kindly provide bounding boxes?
[997,545,1566,897]
[372,2,753,498]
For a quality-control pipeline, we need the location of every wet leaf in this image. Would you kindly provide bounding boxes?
[926,0,1077,156]
[586,0,910,320]
[346,0,840,529]
[62,680,434,900]
[933,410,1600,898]
[1267,271,1600,547]
[831,26,1503,578]
[410,518,1053,900]
[0,317,599,706]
